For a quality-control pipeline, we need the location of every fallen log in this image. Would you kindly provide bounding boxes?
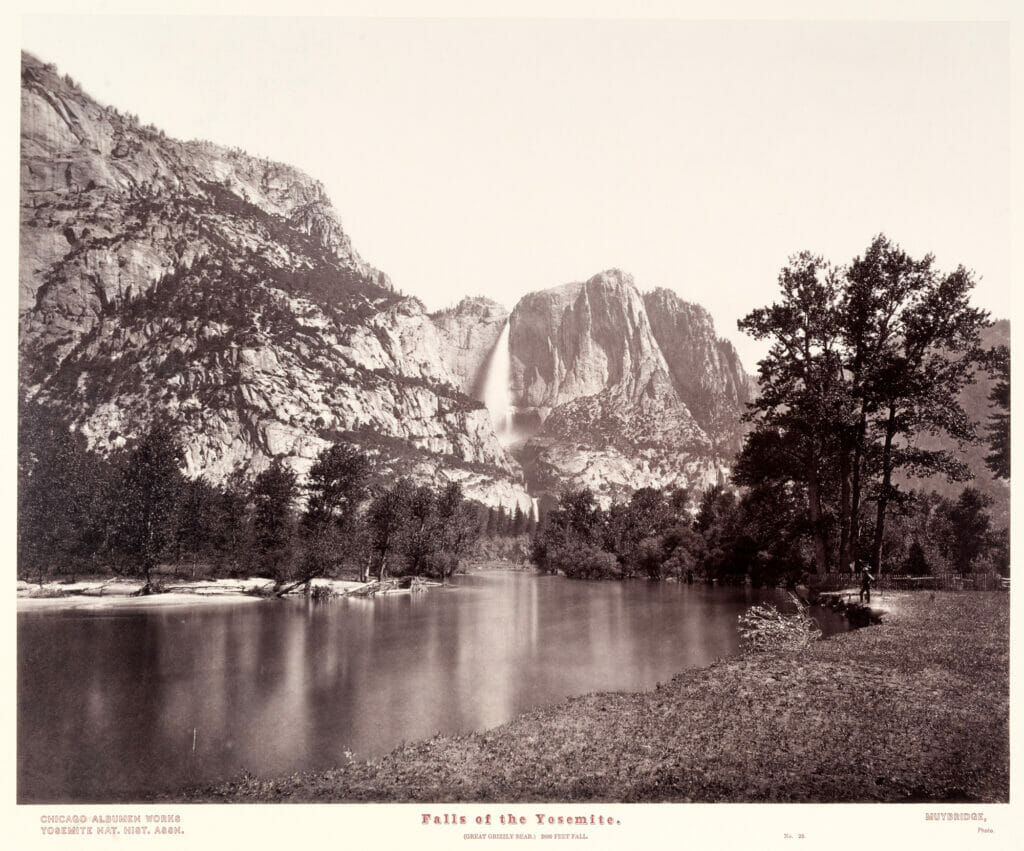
[345,579,400,597]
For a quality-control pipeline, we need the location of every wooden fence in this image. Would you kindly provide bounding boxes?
[809,572,1008,593]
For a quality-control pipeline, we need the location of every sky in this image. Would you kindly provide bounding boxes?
[19,15,1011,370]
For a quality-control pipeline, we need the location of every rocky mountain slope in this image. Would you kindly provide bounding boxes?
[19,52,531,511]
[643,288,751,457]
[20,52,758,512]
[899,319,1010,527]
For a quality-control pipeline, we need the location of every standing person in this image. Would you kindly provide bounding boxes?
[858,562,875,603]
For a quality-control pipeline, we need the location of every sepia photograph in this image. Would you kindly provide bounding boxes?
[8,3,1019,849]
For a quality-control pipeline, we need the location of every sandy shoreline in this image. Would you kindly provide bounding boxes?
[16,577,372,610]
[16,566,528,611]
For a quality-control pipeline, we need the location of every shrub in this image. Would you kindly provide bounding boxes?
[425,551,458,581]
[548,540,621,580]
[738,594,820,653]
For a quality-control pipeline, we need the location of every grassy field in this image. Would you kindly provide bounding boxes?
[172,591,1008,803]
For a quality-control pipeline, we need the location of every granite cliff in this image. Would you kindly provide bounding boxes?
[502,270,749,504]
[643,288,751,457]
[429,297,509,400]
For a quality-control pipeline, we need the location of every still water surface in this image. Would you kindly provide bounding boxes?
[18,571,847,802]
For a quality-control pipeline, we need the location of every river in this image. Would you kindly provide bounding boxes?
[17,570,848,802]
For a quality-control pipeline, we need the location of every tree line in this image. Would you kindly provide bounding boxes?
[18,406,494,591]
[532,480,1007,586]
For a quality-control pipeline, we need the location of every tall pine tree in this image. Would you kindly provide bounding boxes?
[112,422,185,590]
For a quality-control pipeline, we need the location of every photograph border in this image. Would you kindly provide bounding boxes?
[6,2,1020,849]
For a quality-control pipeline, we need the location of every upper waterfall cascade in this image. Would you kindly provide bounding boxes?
[481,319,513,440]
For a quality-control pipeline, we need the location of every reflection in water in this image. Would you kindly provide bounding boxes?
[18,573,846,802]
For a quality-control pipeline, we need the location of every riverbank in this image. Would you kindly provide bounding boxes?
[174,590,1008,803]
[15,576,413,609]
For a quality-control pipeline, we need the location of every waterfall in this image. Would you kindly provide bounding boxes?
[481,319,513,439]
[531,497,540,523]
